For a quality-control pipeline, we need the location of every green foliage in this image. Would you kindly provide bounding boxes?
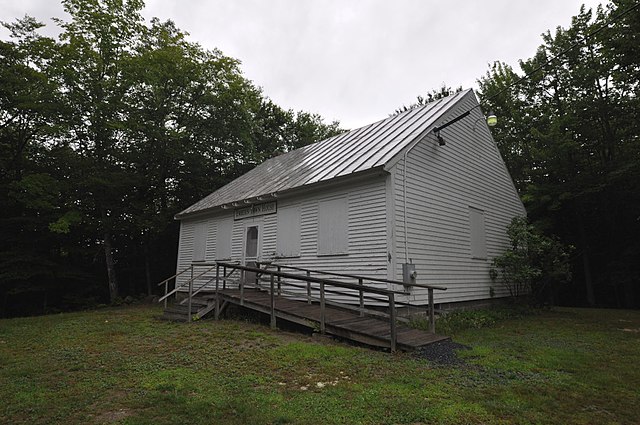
[440,307,534,334]
[394,83,463,114]
[478,1,640,307]
[0,0,343,314]
[410,306,533,335]
[490,217,572,305]
[48,210,82,234]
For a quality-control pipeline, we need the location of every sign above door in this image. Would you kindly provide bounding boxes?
[234,201,277,220]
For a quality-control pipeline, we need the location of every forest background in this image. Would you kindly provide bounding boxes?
[1,0,638,316]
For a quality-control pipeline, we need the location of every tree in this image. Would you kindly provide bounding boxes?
[0,17,70,315]
[479,1,640,307]
[0,0,345,314]
[393,84,463,115]
[122,17,267,293]
[51,0,148,302]
[490,217,572,305]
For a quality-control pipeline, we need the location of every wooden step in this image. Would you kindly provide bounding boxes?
[162,301,217,322]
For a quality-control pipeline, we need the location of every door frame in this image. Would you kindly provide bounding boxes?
[241,218,263,265]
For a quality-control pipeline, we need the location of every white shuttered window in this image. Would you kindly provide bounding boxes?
[192,222,207,262]
[469,207,487,259]
[277,206,301,257]
[318,197,348,255]
[216,218,233,260]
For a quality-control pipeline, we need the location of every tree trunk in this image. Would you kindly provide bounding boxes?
[144,243,152,296]
[578,215,595,306]
[582,248,595,306]
[1,290,7,318]
[103,230,119,303]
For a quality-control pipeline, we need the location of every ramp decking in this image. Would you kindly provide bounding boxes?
[214,288,448,351]
[159,262,448,352]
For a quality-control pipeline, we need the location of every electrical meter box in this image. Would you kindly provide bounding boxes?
[402,263,417,286]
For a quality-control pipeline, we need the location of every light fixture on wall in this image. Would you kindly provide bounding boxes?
[432,109,498,146]
[487,111,497,127]
[472,111,498,131]
[432,111,470,147]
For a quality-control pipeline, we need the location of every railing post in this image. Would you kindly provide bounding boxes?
[389,293,397,353]
[277,266,282,295]
[270,274,276,329]
[223,265,227,290]
[255,264,259,287]
[215,264,220,320]
[184,265,193,304]
[240,269,245,306]
[164,280,168,309]
[306,270,311,304]
[428,288,435,334]
[187,266,193,323]
[358,278,364,317]
[320,282,326,334]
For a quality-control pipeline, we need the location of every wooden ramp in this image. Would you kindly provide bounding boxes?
[159,262,449,352]
[205,288,447,351]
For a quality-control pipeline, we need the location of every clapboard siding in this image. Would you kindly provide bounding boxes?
[391,92,525,304]
[262,213,278,257]
[173,89,525,308]
[175,216,223,289]
[174,175,390,301]
[271,177,389,303]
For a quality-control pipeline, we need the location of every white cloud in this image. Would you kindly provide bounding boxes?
[1,0,607,128]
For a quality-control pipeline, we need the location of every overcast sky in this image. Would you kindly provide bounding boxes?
[1,0,606,128]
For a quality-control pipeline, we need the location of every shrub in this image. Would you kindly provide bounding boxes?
[490,216,572,305]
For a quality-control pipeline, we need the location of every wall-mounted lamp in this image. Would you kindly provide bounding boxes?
[487,111,497,127]
[432,111,470,147]
[472,111,498,131]
[431,109,498,146]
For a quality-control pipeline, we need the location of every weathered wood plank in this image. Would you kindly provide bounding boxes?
[209,288,448,350]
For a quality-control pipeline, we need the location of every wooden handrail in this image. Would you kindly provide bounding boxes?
[217,262,407,297]
[158,260,444,348]
[259,262,447,291]
[156,266,192,287]
[158,264,217,302]
[216,262,405,351]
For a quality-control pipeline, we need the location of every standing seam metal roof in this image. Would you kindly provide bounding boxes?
[176,89,472,218]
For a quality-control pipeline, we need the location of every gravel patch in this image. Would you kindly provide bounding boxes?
[415,339,472,365]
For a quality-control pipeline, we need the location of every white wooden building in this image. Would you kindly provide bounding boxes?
[174,89,525,306]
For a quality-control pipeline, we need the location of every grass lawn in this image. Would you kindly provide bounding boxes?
[0,304,638,424]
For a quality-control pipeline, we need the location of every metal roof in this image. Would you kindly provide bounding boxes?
[176,89,472,219]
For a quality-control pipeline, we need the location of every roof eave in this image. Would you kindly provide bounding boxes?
[174,165,389,221]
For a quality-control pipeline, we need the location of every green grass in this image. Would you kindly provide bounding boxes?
[0,305,639,424]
